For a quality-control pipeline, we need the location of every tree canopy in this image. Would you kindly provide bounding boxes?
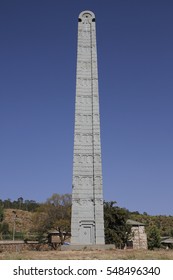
[32,193,71,238]
[104,201,131,248]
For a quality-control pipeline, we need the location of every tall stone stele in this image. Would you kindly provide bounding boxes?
[71,10,105,245]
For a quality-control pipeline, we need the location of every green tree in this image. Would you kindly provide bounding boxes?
[24,200,39,212]
[147,225,161,250]
[0,205,8,240]
[32,193,71,241]
[3,199,12,209]
[0,222,10,240]
[0,222,10,234]
[0,205,4,222]
[17,197,24,209]
[104,201,131,248]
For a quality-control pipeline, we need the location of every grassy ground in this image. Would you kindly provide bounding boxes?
[0,249,173,260]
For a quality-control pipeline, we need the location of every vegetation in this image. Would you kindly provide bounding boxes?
[32,193,71,243]
[1,249,173,260]
[104,201,131,248]
[0,205,4,222]
[0,198,39,212]
[129,211,173,238]
[147,225,161,250]
[0,205,10,239]
[0,194,173,250]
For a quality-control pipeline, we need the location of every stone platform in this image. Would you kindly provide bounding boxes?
[61,244,115,251]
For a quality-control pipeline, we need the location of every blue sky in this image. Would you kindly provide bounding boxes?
[0,0,173,215]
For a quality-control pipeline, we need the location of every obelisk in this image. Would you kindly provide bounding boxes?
[71,11,105,245]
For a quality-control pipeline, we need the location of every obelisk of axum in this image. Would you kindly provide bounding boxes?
[71,11,105,245]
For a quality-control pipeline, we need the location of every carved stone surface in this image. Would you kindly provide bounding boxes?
[71,11,105,245]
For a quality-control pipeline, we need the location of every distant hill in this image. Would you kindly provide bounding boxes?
[2,200,173,240]
[130,212,173,237]
[4,209,34,234]
[4,208,173,238]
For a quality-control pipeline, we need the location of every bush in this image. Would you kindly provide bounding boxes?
[147,225,161,250]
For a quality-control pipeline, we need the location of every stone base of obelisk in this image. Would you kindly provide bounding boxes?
[61,244,115,251]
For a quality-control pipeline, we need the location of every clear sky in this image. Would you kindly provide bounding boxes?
[0,0,173,215]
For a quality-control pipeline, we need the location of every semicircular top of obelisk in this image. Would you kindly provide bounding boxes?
[78,10,95,21]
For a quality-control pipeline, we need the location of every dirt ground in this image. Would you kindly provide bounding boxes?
[1,249,173,260]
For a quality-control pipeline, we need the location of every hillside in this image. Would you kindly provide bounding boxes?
[4,209,34,234]
[130,213,173,236]
[4,208,173,237]
[1,198,173,244]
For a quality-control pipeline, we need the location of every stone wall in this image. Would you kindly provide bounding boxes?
[131,225,148,249]
[0,241,49,252]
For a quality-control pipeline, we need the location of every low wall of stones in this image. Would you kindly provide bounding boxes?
[0,241,49,252]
